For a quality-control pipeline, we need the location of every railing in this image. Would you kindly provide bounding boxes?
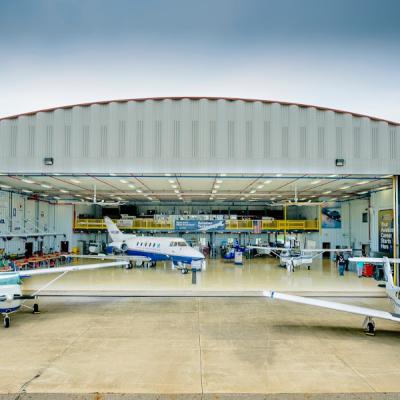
[74,218,319,231]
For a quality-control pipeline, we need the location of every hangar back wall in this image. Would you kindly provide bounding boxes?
[0,98,399,174]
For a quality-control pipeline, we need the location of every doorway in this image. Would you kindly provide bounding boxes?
[25,242,33,258]
[322,242,331,258]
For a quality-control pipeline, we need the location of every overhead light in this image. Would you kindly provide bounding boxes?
[53,173,61,176]
[214,185,220,189]
[41,184,52,189]
[383,175,392,178]
[330,198,337,201]
[22,189,32,193]
[53,196,60,199]
[310,195,317,198]
[380,186,389,190]
[216,180,223,184]
[276,174,282,177]
[168,179,175,184]
[0,185,11,189]
[60,189,69,193]
[264,180,271,184]
[357,181,368,185]
[257,185,264,189]
[359,191,368,195]
[209,197,214,200]
[41,194,49,197]
[85,197,92,200]
[71,179,80,184]
[212,190,217,194]
[240,197,245,200]
[329,174,338,177]
[136,189,142,193]
[75,194,81,197]
[109,173,116,176]
[250,190,256,194]
[276,195,282,198]
[174,190,180,193]
[172,185,178,189]
[307,199,312,203]
[147,197,153,200]
[340,186,350,190]
[270,197,276,201]
[128,184,135,188]
[300,198,306,201]
[164,173,172,176]
[119,179,127,184]
[22,179,34,184]
[311,180,320,185]
[343,195,350,198]
[219,173,227,177]
[323,191,332,194]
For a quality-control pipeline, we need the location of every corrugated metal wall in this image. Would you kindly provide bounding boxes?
[0,99,399,174]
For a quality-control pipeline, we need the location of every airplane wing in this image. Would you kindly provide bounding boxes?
[69,254,150,262]
[349,257,400,264]
[264,291,400,323]
[18,260,128,278]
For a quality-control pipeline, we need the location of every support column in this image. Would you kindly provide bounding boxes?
[393,176,399,286]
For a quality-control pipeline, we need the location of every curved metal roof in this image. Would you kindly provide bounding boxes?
[1,96,399,125]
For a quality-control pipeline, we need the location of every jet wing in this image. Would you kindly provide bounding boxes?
[264,290,400,323]
[302,248,352,252]
[349,257,400,264]
[69,254,150,262]
[19,261,128,278]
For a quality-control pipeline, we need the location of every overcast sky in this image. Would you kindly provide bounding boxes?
[0,0,399,121]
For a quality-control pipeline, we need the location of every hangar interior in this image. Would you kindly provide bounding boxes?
[0,97,398,293]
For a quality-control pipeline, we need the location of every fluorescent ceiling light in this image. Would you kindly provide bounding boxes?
[329,174,338,178]
[270,197,276,201]
[85,197,92,200]
[22,189,32,193]
[358,191,368,195]
[75,194,81,197]
[136,189,142,193]
[128,184,135,188]
[41,194,49,197]
[356,181,368,185]
[219,173,227,177]
[323,191,332,194]
[250,190,256,194]
[311,180,320,185]
[240,197,245,200]
[0,185,11,189]
[164,173,172,176]
[264,180,271,184]
[41,184,52,188]
[209,197,214,200]
[174,190,180,193]
[276,195,282,198]
[212,190,217,194]
[22,179,34,184]
[168,179,175,184]
[343,195,350,198]
[71,179,80,184]
[60,189,69,193]
[340,186,350,190]
[216,180,223,184]
[109,173,116,176]
[119,179,127,184]
[275,174,282,177]
[383,175,392,178]
[172,185,178,188]
[257,185,264,189]
[53,196,60,199]
[214,185,220,189]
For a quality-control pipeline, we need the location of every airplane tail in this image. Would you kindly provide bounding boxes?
[104,217,125,242]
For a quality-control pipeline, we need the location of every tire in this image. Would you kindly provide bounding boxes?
[4,317,10,328]
[33,303,39,314]
[367,322,375,335]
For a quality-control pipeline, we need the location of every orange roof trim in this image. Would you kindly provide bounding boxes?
[0,96,399,125]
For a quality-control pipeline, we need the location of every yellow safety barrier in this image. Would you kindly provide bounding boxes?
[74,218,319,231]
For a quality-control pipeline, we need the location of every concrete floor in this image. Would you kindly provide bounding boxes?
[21,257,383,296]
[1,295,400,398]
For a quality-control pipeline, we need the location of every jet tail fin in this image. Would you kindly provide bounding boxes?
[104,217,125,242]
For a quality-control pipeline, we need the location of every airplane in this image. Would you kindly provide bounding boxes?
[99,217,206,274]
[247,244,352,271]
[197,220,225,232]
[264,256,400,335]
[0,260,128,328]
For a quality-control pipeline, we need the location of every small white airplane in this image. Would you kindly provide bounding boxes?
[247,245,351,271]
[97,217,206,273]
[0,260,128,328]
[264,256,400,335]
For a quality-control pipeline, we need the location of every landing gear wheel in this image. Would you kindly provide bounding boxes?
[307,266,311,270]
[366,322,375,336]
[3,316,10,328]
[33,303,40,314]
[181,268,188,274]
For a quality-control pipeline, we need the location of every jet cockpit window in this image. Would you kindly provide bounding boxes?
[0,274,21,286]
[177,241,187,247]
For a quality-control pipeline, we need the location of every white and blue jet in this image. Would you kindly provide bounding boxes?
[101,217,206,273]
[264,257,400,335]
[0,260,128,328]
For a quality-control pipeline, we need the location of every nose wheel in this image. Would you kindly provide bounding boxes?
[3,315,10,328]
[363,316,376,336]
[33,303,40,314]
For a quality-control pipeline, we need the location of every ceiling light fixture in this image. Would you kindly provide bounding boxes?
[22,189,32,193]
[323,190,332,194]
[136,189,142,193]
[128,184,135,188]
[174,190,180,193]
[250,190,256,194]
[212,190,217,194]
[257,185,264,189]
[22,179,34,184]
[119,179,127,184]
[71,179,80,184]
[264,180,271,184]
[0,185,11,189]
[357,181,368,185]
[60,189,69,193]
[340,186,350,190]
[311,180,320,185]
[214,185,220,189]
[41,184,52,189]
[276,174,282,177]
[216,180,223,184]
